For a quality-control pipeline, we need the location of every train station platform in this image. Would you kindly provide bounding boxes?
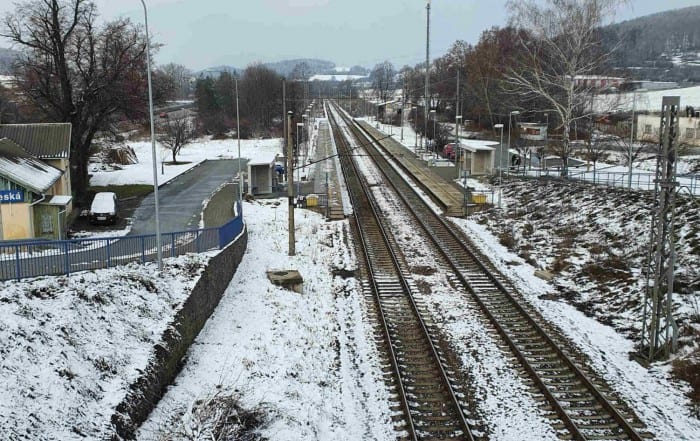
[309,118,346,220]
[355,120,466,217]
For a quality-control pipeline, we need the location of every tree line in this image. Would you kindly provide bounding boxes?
[193,62,312,139]
[369,0,631,175]
[0,0,644,203]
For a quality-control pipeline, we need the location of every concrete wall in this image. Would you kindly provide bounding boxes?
[110,228,248,439]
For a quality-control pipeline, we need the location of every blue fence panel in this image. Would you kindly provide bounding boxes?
[218,201,244,249]
[0,208,244,281]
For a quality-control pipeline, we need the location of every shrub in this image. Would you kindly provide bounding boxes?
[498,231,516,249]
[672,354,700,411]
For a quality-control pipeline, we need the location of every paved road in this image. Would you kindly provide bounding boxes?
[129,159,246,236]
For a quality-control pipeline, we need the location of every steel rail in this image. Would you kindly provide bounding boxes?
[328,102,475,440]
[344,106,648,441]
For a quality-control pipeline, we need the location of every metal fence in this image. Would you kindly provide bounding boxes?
[510,168,700,196]
[0,202,244,281]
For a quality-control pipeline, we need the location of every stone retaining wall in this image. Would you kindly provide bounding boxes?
[110,228,248,439]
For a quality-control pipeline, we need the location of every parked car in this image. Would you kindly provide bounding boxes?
[442,143,456,161]
[89,192,118,225]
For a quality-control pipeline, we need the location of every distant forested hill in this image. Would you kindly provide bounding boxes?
[198,59,339,79]
[601,6,700,81]
[263,58,335,77]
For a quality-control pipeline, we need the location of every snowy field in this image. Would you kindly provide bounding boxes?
[597,85,700,113]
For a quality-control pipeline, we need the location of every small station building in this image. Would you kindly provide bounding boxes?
[0,123,73,241]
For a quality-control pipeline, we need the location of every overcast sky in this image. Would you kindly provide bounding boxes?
[1,0,698,71]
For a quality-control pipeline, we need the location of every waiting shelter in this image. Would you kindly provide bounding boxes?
[455,140,497,176]
[246,152,278,196]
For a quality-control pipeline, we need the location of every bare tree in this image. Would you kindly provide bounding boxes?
[239,63,282,135]
[2,0,150,202]
[160,63,193,100]
[371,61,395,103]
[290,62,311,81]
[158,115,197,163]
[505,0,626,175]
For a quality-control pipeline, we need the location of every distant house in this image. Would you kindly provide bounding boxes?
[636,113,700,147]
[573,75,624,91]
[0,123,73,240]
[620,80,680,92]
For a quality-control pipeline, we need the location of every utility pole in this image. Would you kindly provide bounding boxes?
[455,70,460,179]
[640,96,680,363]
[424,0,431,153]
[282,79,287,154]
[287,111,295,256]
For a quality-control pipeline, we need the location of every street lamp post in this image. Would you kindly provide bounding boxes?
[430,109,436,157]
[302,113,308,167]
[296,122,303,185]
[455,115,462,179]
[400,100,405,142]
[140,0,162,271]
[287,111,295,256]
[507,110,520,174]
[412,106,418,153]
[494,123,504,207]
[235,75,242,203]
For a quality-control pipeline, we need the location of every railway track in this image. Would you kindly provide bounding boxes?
[328,101,652,441]
[327,104,476,440]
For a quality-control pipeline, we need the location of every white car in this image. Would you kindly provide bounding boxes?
[89,192,118,225]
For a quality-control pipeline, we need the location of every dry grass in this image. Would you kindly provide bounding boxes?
[161,393,268,440]
[672,351,700,414]
[498,231,516,249]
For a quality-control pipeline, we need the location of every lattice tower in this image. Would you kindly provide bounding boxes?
[640,96,680,363]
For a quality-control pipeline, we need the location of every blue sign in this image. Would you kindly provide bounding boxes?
[0,190,25,203]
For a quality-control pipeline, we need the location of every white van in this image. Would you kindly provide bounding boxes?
[89,192,118,225]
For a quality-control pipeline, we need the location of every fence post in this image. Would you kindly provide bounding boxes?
[64,241,70,275]
[141,236,146,263]
[171,233,175,258]
[15,245,21,281]
[107,239,112,268]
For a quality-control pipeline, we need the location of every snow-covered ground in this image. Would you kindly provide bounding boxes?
[3,115,700,439]
[138,201,395,440]
[597,85,700,113]
[370,116,700,438]
[89,136,282,188]
[0,253,213,439]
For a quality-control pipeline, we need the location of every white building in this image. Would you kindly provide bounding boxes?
[636,113,700,147]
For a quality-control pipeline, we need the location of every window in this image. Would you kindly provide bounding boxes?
[686,128,696,139]
[0,178,23,191]
[644,124,652,134]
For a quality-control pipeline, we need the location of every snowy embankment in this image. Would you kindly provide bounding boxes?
[0,254,212,439]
